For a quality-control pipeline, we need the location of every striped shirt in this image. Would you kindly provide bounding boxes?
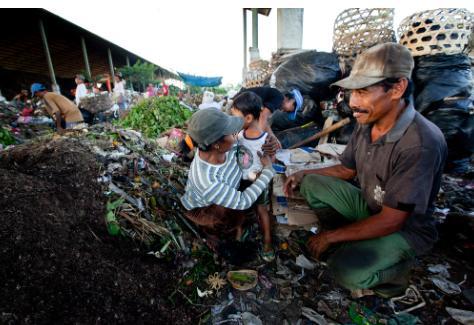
[180,146,275,210]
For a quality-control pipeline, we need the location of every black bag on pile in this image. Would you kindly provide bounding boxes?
[413,53,472,113]
[426,108,474,173]
[271,51,342,102]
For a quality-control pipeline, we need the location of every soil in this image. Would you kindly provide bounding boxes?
[1,136,473,324]
[0,138,200,324]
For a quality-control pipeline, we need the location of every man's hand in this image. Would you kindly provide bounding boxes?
[283,171,305,197]
[262,134,280,156]
[257,151,273,168]
[307,233,331,260]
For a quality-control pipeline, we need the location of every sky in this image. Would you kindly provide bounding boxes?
[5,0,474,86]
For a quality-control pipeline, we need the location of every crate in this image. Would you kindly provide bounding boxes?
[398,8,473,57]
[333,8,396,66]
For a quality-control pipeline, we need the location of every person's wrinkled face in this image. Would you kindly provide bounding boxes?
[281,97,295,112]
[21,90,28,97]
[349,85,392,124]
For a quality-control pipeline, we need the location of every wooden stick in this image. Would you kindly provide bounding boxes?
[289,117,351,149]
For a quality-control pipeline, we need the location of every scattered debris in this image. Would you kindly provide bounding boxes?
[445,307,474,325]
[227,270,258,291]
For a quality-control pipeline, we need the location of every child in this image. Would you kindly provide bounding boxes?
[231,91,275,262]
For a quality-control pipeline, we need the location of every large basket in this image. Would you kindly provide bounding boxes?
[80,93,113,113]
[243,59,271,88]
[398,8,473,57]
[333,8,395,64]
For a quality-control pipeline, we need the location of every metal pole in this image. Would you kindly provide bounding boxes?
[81,36,92,80]
[252,8,258,48]
[243,9,247,71]
[39,19,58,92]
[107,48,115,87]
[126,56,134,91]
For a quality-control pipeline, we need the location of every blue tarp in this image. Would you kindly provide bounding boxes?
[178,72,222,87]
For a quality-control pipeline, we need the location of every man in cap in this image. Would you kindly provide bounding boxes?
[283,43,447,297]
[74,74,88,106]
[31,83,84,133]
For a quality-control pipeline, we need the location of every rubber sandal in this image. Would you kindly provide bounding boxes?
[261,248,275,262]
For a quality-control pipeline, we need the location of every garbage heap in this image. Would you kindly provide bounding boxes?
[0,124,202,323]
[399,8,474,173]
[0,101,53,149]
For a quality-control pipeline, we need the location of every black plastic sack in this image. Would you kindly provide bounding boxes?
[270,51,342,102]
[413,54,472,113]
[426,108,474,173]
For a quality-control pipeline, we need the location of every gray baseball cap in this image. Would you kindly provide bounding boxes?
[332,42,414,90]
[188,108,244,146]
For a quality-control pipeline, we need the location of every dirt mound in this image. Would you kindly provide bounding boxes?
[0,137,196,324]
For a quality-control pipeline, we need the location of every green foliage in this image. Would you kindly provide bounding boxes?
[119,60,158,92]
[117,96,192,138]
[0,127,15,146]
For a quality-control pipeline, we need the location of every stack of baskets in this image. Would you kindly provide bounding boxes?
[333,8,396,69]
[398,8,473,57]
[243,59,272,88]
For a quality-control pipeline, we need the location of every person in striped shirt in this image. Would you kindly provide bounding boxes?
[180,108,275,251]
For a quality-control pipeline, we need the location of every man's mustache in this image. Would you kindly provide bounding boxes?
[352,108,369,113]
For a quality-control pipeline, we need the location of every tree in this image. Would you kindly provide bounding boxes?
[119,60,157,92]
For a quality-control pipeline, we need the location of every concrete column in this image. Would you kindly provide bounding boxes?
[242,9,248,78]
[277,8,304,50]
[125,56,134,91]
[249,8,260,62]
[81,36,92,80]
[107,48,115,86]
[39,19,59,93]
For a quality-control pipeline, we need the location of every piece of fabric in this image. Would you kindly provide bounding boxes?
[339,103,447,254]
[289,89,304,121]
[42,92,83,123]
[240,179,270,206]
[113,80,126,96]
[185,204,247,236]
[246,86,284,113]
[329,233,415,290]
[237,130,268,180]
[300,174,415,290]
[75,83,88,106]
[180,146,275,210]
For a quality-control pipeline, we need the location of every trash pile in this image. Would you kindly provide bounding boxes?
[399,8,474,174]
[0,100,55,149]
[0,124,204,323]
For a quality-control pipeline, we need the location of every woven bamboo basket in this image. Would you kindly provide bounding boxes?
[398,8,473,57]
[243,60,272,88]
[80,93,113,113]
[333,8,396,65]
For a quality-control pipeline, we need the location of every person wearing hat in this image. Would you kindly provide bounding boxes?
[74,74,88,107]
[113,72,127,109]
[181,108,276,251]
[283,43,447,297]
[30,83,84,133]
